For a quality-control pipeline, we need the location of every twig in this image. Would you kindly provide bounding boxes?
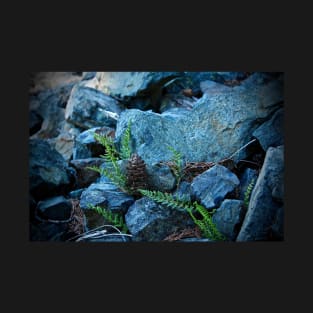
[226,138,257,160]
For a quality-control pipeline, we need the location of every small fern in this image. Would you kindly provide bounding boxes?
[88,204,128,234]
[120,120,132,160]
[167,145,184,187]
[87,132,128,192]
[244,177,256,208]
[138,189,225,241]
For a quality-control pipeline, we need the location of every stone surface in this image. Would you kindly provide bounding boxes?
[191,165,240,209]
[115,73,283,165]
[236,145,284,241]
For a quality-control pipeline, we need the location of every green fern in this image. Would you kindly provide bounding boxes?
[167,146,184,187]
[120,120,132,160]
[244,178,256,208]
[87,132,128,192]
[88,204,128,234]
[138,189,225,241]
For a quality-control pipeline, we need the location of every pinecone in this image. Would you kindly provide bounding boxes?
[126,153,148,195]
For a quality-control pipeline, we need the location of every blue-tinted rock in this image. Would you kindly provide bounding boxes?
[115,73,283,165]
[125,197,194,241]
[65,84,125,129]
[236,146,284,241]
[29,139,76,201]
[191,165,240,209]
[253,107,284,151]
[37,195,72,220]
[212,199,245,241]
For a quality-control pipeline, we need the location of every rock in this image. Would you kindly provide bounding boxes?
[174,181,192,202]
[238,168,259,201]
[146,163,176,192]
[212,199,245,241]
[191,165,240,209]
[68,188,85,199]
[30,222,68,241]
[96,72,182,99]
[69,158,106,188]
[115,73,283,165]
[236,145,284,241]
[29,110,43,136]
[50,121,82,162]
[80,182,134,230]
[253,107,284,151]
[29,139,76,201]
[177,238,214,242]
[125,197,194,241]
[65,83,125,129]
[30,83,76,139]
[72,126,115,160]
[36,195,72,221]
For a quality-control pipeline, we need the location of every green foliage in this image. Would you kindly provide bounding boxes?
[138,189,225,241]
[244,177,256,208]
[88,204,128,234]
[120,120,132,160]
[87,132,128,192]
[138,189,194,212]
[167,145,184,187]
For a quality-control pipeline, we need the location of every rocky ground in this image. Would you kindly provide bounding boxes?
[29,71,284,242]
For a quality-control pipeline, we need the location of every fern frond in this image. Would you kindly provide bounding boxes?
[138,189,225,241]
[244,178,256,208]
[120,120,132,160]
[89,132,128,192]
[88,204,128,233]
[167,146,184,187]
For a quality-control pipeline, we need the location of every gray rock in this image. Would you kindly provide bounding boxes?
[177,238,214,242]
[115,73,283,165]
[30,83,75,139]
[68,188,85,199]
[72,126,115,159]
[96,72,182,99]
[212,199,245,241]
[29,139,76,201]
[65,83,124,129]
[80,182,134,230]
[70,158,106,188]
[174,181,192,202]
[146,163,176,192]
[253,107,284,151]
[125,197,194,241]
[191,165,240,209]
[36,195,72,220]
[80,182,134,213]
[239,168,259,201]
[29,110,43,136]
[236,145,284,241]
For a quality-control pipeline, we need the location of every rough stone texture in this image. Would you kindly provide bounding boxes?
[115,73,283,165]
[29,83,76,139]
[174,181,192,202]
[68,188,85,199]
[65,83,125,129]
[36,195,72,221]
[238,168,259,201]
[146,163,176,192]
[72,126,115,160]
[80,182,134,230]
[125,197,194,241]
[191,165,240,209]
[236,145,284,241]
[253,107,284,151]
[95,72,182,99]
[69,158,106,188]
[212,199,245,241]
[29,139,76,201]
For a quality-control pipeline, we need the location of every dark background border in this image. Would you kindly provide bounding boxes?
[4,4,308,312]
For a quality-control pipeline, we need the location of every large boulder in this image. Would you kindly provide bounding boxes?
[115,73,283,165]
